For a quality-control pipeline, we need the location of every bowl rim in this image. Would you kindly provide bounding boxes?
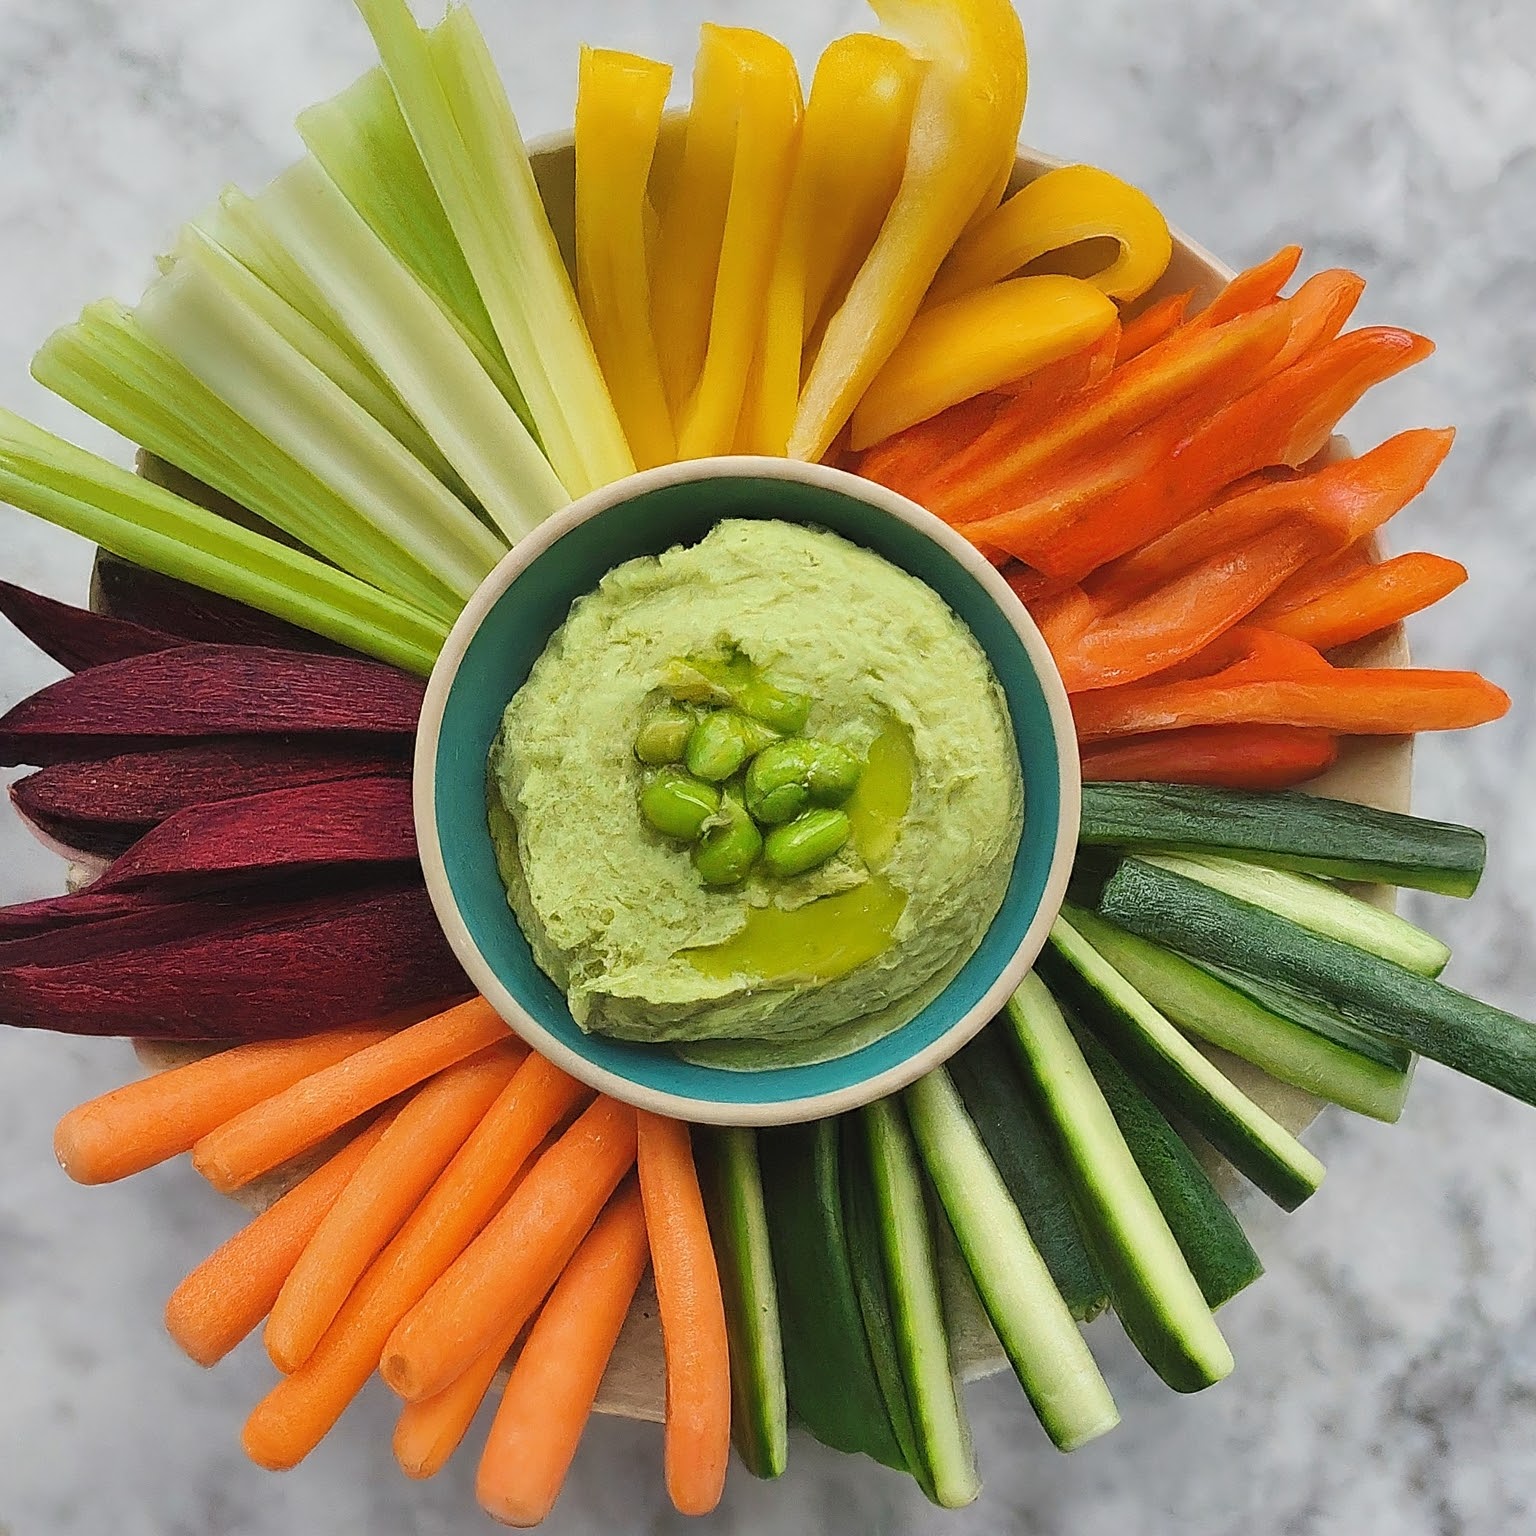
[413,453,1082,1124]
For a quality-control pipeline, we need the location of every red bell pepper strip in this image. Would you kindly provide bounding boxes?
[1188,246,1303,329]
[1080,724,1339,790]
[1258,551,1468,651]
[1115,291,1194,365]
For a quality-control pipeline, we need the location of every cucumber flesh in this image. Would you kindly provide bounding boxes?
[1071,1016,1264,1311]
[905,1065,1120,1450]
[1065,907,1412,1123]
[1078,781,1485,897]
[1144,853,1450,977]
[840,1126,931,1496]
[948,1027,1109,1322]
[697,1127,788,1480]
[1044,916,1326,1212]
[758,1119,906,1470]
[1099,858,1536,1108]
[861,1100,981,1508]
[1002,974,1234,1394]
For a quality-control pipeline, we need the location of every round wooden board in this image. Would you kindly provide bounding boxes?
[116,140,1411,1422]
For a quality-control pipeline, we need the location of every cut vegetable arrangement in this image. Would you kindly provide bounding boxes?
[0,0,1529,1527]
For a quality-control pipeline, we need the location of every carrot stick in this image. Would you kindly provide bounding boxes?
[855,393,1006,491]
[193,997,511,1193]
[1115,290,1193,364]
[1189,245,1303,328]
[54,1027,394,1185]
[1080,724,1339,790]
[1263,268,1366,375]
[264,1042,526,1373]
[241,1053,589,1471]
[476,1180,650,1527]
[1258,551,1468,650]
[164,1112,393,1367]
[636,1111,731,1519]
[382,1097,638,1404]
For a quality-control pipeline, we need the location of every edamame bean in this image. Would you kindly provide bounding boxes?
[639,769,720,841]
[635,706,695,766]
[806,741,862,804]
[734,678,812,735]
[661,653,811,734]
[762,808,851,878]
[693,789,763,886]
[744,738,819,824]
[685,711,753,782]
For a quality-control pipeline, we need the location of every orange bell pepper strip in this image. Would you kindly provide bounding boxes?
[1188,246,1303,329]
[1080,724,1339,791]
[1115,291,1193,364]
[1072,658,1509,743]
[924,299,1293,520]
[1004,326,1436,579]
[1053,522,1327,693]
[1258,551,1468,651]
[789,0,1028,460]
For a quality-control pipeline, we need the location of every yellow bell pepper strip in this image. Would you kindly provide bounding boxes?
[929,165,1173,307]
[788,0,1028,463]
[736,34,921,457]
[849,275,1117,449]
[575,48,676,471]
[675,31,802,460]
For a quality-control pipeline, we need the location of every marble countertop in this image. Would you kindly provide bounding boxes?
[3,0,1535,1532]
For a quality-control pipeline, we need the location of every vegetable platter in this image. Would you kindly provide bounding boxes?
[0,0,1526,1526]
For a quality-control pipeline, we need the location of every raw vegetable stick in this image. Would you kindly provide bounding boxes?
[241,1054,589,1471]
[54,1026,394,1185]
[0,578,177,673]
[164,1112,393,1367]
[477,1180,651,1527]
[1115,291,1193,365]
[264,1042,525,1372]
[381,1097,638,1403]
[1188,245,1303,329]
[1261,269,1366,376]
[636,1111,731,1519]
[1080,725,1339,791]
[1258,551,1468,651]
[193,997,509,1192]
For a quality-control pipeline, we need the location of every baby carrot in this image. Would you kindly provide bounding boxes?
[241,1053,589,1471]
[193,997,510,1192]
[637,1111,731,1519]
[382,1097,638,1404]
[264,1042,525,1373]
[476,1180,650,1527]
[164,1112,393,1367]
[53,1027,393,1185]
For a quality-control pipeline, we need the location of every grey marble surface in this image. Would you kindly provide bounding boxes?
[2,0,1536,1532]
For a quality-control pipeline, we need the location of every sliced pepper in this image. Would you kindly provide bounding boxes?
[575,48,676,470]
[1258,551,1468,651]
[929,164,1173,306]
[849,275,1118,449]
[1080,725,1339,791]
[675,30,803,459]
[738,34,920,456]
[1115,290,1193,365]
[789,0,1028,461]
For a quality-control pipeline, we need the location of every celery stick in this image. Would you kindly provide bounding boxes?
[33,303,459,621]
[0,410,445,674]
[135,240,505,600]
[255,159,566,543]
[355,0,633,496]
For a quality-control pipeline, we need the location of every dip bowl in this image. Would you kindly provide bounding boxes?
[414,457,1079,1125]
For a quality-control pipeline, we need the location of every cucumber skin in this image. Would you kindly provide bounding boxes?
[1100,859,1536,1108]
[697,1127,788,1481]
[1078,782,1485,897]
[1070,1018,1264,1311]
[758,1120,907,1471]
[948,1028,1109,1321]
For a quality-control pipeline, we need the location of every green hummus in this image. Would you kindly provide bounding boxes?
[487,518,1023,1065]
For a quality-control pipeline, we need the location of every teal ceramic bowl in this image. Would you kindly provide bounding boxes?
[414,457,1079,1125]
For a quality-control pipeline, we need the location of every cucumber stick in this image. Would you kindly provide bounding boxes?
[1066,907,1412,1123]
[1071,1018,1264,1310]
[860,1101,981,1508]
[758,1120,905,1470]
[1099,859,1536,1108]
[905,1065,1120,1451]
[1002,974,1234,1393]
[1044,917,1325,1211]
[697,1127,788,1480]
[948,1028,1109,1321]
[1078,781,1486,896]
[1143,853,1450,977]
